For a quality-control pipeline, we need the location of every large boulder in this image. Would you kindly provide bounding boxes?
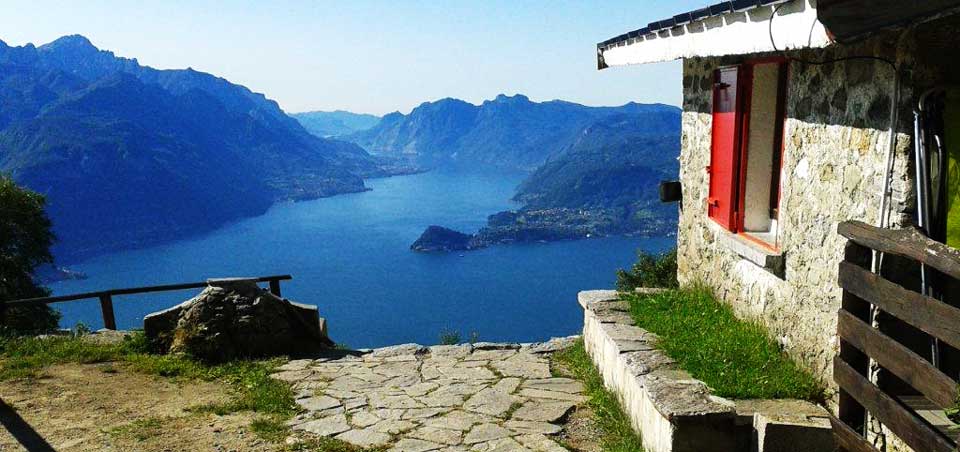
[143,278,332,362]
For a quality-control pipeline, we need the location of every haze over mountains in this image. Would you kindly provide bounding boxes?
[0,34,680,262]
[0,35,406,260]
[342,94,681,250]
[407,110,680,251]
[291,110,381,137]
[347,94,678,172]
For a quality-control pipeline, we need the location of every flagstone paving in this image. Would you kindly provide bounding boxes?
[273,338,582,452]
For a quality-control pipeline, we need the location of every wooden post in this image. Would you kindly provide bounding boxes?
[99,294,117,330]
[269,279,282,298]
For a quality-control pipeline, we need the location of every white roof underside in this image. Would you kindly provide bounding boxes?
[600,0,831,67]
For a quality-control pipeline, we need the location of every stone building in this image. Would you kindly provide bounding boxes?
[598,1,960,450]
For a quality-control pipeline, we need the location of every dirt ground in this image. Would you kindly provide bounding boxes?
[1,357,603,452]
[0,363,276,452]
[549,360,602,452]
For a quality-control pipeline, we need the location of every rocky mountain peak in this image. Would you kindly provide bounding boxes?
[39,34,98,54]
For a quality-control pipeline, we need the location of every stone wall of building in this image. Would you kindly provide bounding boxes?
[669,14,960,452]
[674,27,930,399]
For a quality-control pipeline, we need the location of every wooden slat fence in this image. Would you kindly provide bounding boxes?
[0,275,292,330]
[835,220,960,452]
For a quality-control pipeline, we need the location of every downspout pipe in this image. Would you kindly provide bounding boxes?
[871,68,901,273]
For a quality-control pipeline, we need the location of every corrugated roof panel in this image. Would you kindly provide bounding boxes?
[732,0,760,11]
[690,7,711,20]
[709,2,733,15]
[674,12,693,25]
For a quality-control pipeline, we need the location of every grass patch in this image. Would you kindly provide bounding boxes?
[625,286,824,401]
[189,358,296,416]
[108,417,166,441]
[0,332,297,417]
[283,437,387,452]
[553,340,644,452]
[251,416,291,442]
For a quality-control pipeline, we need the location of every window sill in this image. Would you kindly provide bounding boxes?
[712,224,785,278]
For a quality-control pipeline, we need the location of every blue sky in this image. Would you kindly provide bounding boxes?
[1,1,707,115]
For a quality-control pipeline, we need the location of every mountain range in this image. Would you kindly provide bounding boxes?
[291,110,380,137]
[406,103,682,251]
[0,34,680,260]
[347,94,678,171]
[0,35,408,261]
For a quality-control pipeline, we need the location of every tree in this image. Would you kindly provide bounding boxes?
[0,174,60,334]
[616,248,678,291]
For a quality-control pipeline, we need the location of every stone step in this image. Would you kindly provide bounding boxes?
[578,289,835,452]
[734,400,834,452]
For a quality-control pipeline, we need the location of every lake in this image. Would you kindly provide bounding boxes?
[50,170,674,348]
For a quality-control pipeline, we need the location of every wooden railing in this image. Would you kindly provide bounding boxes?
[0,275,292,331]
[834,221,960,452]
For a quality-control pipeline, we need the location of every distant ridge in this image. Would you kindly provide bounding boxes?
[346,93,679,171]
[291,110,381,137]
[0,35,404,261]
[403,99,683,251]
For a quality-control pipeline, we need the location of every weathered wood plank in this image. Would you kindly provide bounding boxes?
[838,310,957,409]
[838,262,960,350]
[838,221,960,280]
[99,294,117,330]
[828,412,880,452]
[5,275,292,306]
[834,359,955,452]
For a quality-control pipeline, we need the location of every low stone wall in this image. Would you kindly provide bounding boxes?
[579,290,834,452]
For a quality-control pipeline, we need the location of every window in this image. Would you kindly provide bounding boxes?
[708,60,788,249]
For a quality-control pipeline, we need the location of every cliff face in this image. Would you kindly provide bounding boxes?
[0,35,393,260]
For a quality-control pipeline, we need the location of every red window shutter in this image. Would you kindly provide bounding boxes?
[708,66,742,231]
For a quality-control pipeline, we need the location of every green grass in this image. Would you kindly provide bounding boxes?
[282,436,388,452]
[625,286,825,401]
[108,417,166,441]
[553,340,645,452]
[251,416,291,443]
[0,332,297,418]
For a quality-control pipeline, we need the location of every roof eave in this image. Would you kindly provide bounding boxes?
[597,0,830,69]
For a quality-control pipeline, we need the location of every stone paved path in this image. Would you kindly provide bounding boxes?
[272,339,582,452]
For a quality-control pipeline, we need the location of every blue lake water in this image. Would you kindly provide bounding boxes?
[50,170,674,348]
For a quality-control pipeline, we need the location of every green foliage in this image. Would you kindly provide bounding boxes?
[616,248,678,291]
[283,436,387,452]
[108,417,165,441]
[251,416,290,442]
[0,174,60,335]
[553,340,644,452]
[437,329,480,345]
[0,333,132,380]
[0,332,297,417]
[72,321,92,337]
[625,287,824,401]
[192,359,296,416]
[438,329,461,345]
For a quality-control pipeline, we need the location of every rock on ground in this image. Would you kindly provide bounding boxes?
[143,279,331,362]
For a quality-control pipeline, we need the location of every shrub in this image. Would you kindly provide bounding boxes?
[0,174,61,335]
[616,248,678,291]
[438,329,461,345]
